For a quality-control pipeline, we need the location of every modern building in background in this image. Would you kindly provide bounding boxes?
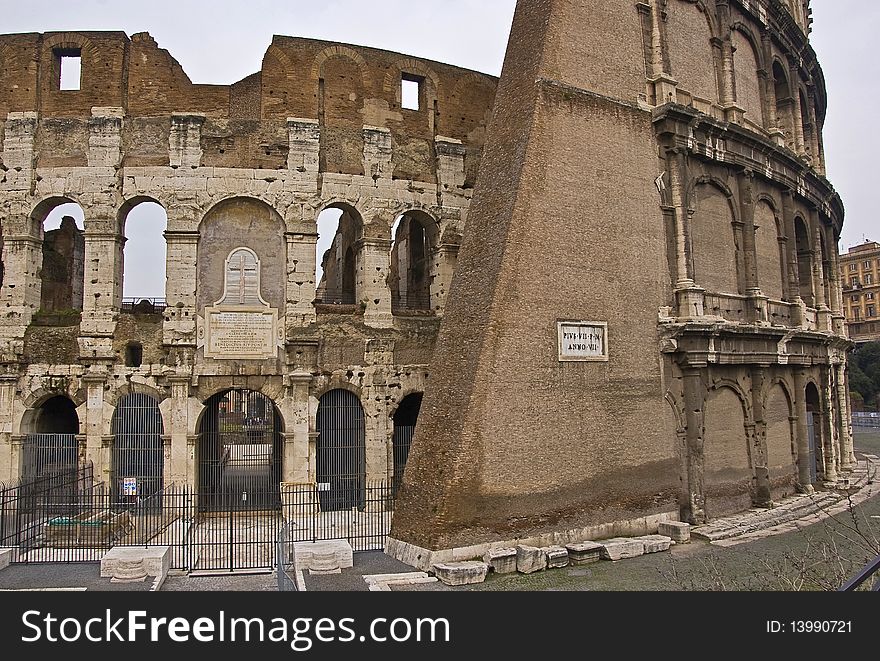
[841,241,880,343]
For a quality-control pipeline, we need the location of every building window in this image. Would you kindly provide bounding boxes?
[851,276,860,287]
[852,308,861,321]
[55,48,82,91]
[865,261,873,270]
[401,74,422,111]
[849,263,858,271]
[851,295,860,303]
[125,342,143,368]
[868,292,876,301]
[868,305,877,319]
[866,273,874,285]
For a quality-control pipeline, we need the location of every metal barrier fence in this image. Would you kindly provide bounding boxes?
[276,521,299,592]
[852,413,880,429]
[839,554,880,592]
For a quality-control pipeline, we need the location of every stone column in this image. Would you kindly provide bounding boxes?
[820,368,838,484]
[163,231,199,346]
[645,0,678,104]
[357,237,393,328]
[0,226,43,358]
[430,244,459,315]
[835,363,854,471]
[790,63,806,157]
[285,232,318,328]
[780,190,805,326]
[750,367,771,505]
[166,375,193,487]
[793,369,813,492]
[81,372,110,484]
[812,225,831,331]
[80,229,124,360]
[668,150,704,318]
[284,372,312,484]
[828,239,846,335]
[682,368,706,524]
[0,375,16,483]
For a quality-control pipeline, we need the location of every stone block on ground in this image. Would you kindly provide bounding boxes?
[599,538,645,561]
[636,535,673,554]
[565,541,604,565]
[483,548,517,574]
[658,521,691,543]
[432,561,489,586]
[293,540,353,572]
[100,546,169,581]
[0,548,15,571]
[516,545,547,574]
[544,546,569,569]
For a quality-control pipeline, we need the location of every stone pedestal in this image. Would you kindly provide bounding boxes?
[483,548,518,574]
[599,538,645,561]
[544,546,569,569]
[432,561,489,586]
[565,541,604,565]
[658,521,691,543]
[515,545,547,574]
[636,535,673,553]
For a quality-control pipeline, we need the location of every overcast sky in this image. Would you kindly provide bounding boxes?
[5,1,875,296]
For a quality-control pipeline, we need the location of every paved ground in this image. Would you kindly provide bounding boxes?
[2,429,878,592]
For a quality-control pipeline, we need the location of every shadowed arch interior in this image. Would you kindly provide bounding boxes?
[22,395,80,479]
[111,393,164,500]
[392,393,423,494]
[316,389,366,511]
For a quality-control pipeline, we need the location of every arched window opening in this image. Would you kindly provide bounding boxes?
[315,206,361,306]
[125,342,143,368]
[389,211,436,313]
[794,218,814,306]
[316,389,366,511]
[111,393,164,501]
[39,203,85,314]
[773,61,794,149]
[799,89,814,159]
[122,201,167,314]
[391,393,423,494]
[22,395,80,480]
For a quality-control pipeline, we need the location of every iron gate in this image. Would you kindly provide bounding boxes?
[316,389,366,511]
[194,389,283,571]
[111,393,164,501]
[22,434,79,481]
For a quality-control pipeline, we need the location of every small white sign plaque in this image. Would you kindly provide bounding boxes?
[557,321,608,362]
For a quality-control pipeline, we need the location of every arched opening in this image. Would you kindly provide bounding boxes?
[121,200,167,313]
[732,30,763,128]
[22,395,80,480]
[804,382,823,483]
[754,201,785,300]
[773,61,794,149]
[390,211,437,313]
[819,231,832,307]
[37,202,85,315]
[765,384,797,499]
[111,393,164,501]
[316,389,365,511]
[703,387,751,518]
[315,205,362,306]
[197,389,283,512]
[125,342,143,368]
[391,393,423,494]
[690,183,739,295]
[794,217,814,306]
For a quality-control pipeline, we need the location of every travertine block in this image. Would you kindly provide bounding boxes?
[432,561,489,586]
[483,547,518,574]
[658,521,691,543]
[516,545,547,574]
[599,538,645,561]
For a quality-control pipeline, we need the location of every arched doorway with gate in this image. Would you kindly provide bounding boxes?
[111,393,165,502]
[21,396,80,481]
[391,393,422,495]
[197,389,284,512]
[805,382,823,484]
[316,389,366,511]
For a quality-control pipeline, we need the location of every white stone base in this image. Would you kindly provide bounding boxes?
[101,546,170,582]
[293,540,353,572]
[599,538,645,561]
[0,547,14,571]
[432,561,489,586]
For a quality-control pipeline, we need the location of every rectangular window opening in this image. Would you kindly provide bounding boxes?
[57,49,82,91]
[401,75,422,111]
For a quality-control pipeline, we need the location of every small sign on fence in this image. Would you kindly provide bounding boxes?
[122,477,138,496]
[317,482,331,492]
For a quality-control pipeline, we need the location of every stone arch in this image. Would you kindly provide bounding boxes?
[315,388,367,511]
[798,85,815,158]
[688,179,740,295]
[315,202,365,306]
[118,196,168,302]
[703,384,753,518]
[772,58,795,148]
[731,24,765,128]
[311,46,372,87]
[103,381,167,410]
[389,209,441,313]
[754,197,785,300]
[665,0,720,106]
[793,215,814,305]
[110,391,165,499]
[196,196,286,313]
[383,58,441,107]
[30,197,86,314]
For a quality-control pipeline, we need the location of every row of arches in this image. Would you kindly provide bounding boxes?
[665,0,823,164]
[19,198,443,316]
[20,389,423,512]
[689,179,834,306]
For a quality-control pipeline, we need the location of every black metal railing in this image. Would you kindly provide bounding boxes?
[314,288,356,306]
[121,298,167,314]
[391,293,432,313]
[852,413,880,429]
[838,554,880,592]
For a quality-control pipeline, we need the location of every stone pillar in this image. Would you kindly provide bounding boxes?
[166,376,192,487]
[790,63,806,157]
[820,368,838,484]
[357,237,393,328]
[793,369,813,492]
[780,190,804,326]
[717,25,744,123]
[82,372,110,484]
[169,114,205,169]
[87,107,124,168]
[363,126,393,181]
[645,0,678,105]
[667,149,704,318]
[0,375,16,483]
[80,229,123,360]
[430,244,459,315]
[435,137,466,192]
[828,240,846,335]
[0,232,42,357]
[812,225,831,331]
[285,232,318,328]
[750,367,771,505]
[284,372,312,484]
[287,118,320,179]
[2,112,38,173]
[835,363,854,471]
[682,368,706,524]
[163,231,199,346]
